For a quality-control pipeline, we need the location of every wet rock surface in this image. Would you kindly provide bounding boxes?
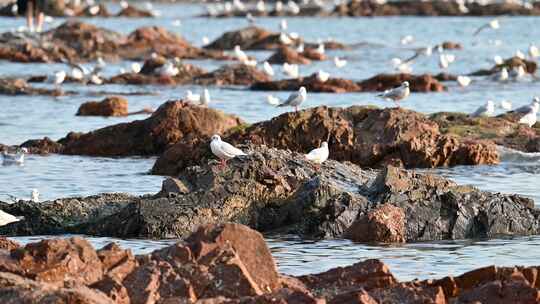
[194,64,271,86]
[0,144,535,241]
[77,96,129,117]
[333,0,540,16]
[431,111,540,153]
[0,21,228,63]
[1,224,540,303]
[266,46,315,64]
[358,73,446,92]
[0,78,65,96]
[470,56,538,76]
[154,106,498,175]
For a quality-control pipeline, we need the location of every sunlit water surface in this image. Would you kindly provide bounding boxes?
[2,3,540,279]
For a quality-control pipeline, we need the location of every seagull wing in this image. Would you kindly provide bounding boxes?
[470,105,487,117]
[473,24,488,36]
[278,91,299,107]
[219,141,246,158]
[305,147,323,161]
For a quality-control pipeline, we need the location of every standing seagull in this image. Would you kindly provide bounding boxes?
[200,89,211,106]
[0,209,20,226]
[470,100,495,117]
[277,86,307,112]
[377,81,410,107]
[2,147,27,165]
[305,141,329,168]
[210,135,246,168]
[514,97,540,114]
[518,107,538,127]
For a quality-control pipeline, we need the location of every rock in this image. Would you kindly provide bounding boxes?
[333,0,540,16]
[157,106,497,174]
[60,100,244,156]
[194,64,271,86]
[0,78,64,96]
[301,48,327,61]
[344,204,406,243]
[0,237,20,251]
[470,56,537,76]
[186,223,281,292]
[159,177,190,196]
[266,47,312,65]
[251,73,361,93]
[77,96,129,117]
[430,112,540,153]
[357,73,446,92]
[440,41,462,50]
[20,137,64,154]
[76,3,111,17]
[116,6,154,17]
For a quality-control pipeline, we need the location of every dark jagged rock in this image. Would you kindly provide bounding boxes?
[470,56,537,76]
[357,73,446,92]
[194,64,271,86]
[1,143,533,242]
[20,137,63,154]
[251,73,361,93]
[0,21,229,64]
[153,106,497,176]
[77,96,129,117]
[431,111,540,153]
[333,0,540,16]
[204,26,345,51]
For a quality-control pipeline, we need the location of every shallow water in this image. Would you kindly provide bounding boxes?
[2,2,540,279]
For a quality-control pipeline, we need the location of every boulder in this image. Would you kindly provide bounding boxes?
[0,237,19,251]
[1,146,536,241]
[20,137,63,154]
[470,56,537,76]
[357,73,446,92]
[116,6,154,17]
[77,96,129,117]
[430,112,540,153]
[251,73,361,93]
[194,64,271,86]
[344,204,406,243]
[266,47,312,64]
[154,106,497,175]
[60,100,244,156]
[108,60,206,86]
[0,78,64,96]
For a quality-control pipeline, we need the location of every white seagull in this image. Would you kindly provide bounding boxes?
[131,62,142,74]
[263,61,275,77]
[518,107,538,128]
[474,18,500,36]
[48,70,66,86]
[377,81,410,107]
[514,97,540,114]
[316,70,330,82]
[0,209,20,226]
[234,45,249,63]
[305,141,329,166]
[31,189,39,203]
[210,135,246,167]
[334,56,347,68]
[470,100,495,117]
[200,89,211,106]
[500,100,513,111]
[266,95,280,106]
[185,90,200,103]
[529,44,540,59]
[283,63,299,78]
[2,147,27,165]
[457,75,471,87]
[277,86,307,112]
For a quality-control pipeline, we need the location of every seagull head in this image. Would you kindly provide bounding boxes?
[321,141,328,148]
[402,81,410,88]
[487,100,495,108]
[299,86,307,95]
[533,96,540,104]
[211,135,221,142]
[20,147,28,154]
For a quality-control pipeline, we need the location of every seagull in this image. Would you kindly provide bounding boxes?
[495,67,509,82]
[88,5,100,15]
[256,0,266,12]
[514,97,540,114]
[210,135,246,168]
[2,147,27,165]
[510,65,526,80]
[518,107,538,127]
[457,75,471,87]
[470,100,495,117]
[315,43,325,55]
[305,141,329,166]
[48,70,66,86]
[493,55,504,65]
[172,19,182,27]
[31,189,39,203]
[474,18,500,36]
[96,57,106,69]
[400,35,414,45]
[263,61,274,77]
[296,43,304,53]
[334,56,347,68]
[156,61,179,77]
[90,74,103,85]
[377,81,410,107]
[277,86,307,112]
[266,95,280,106]
[131,62,142,73]
[120,0,129,9]
[287,0,300,14]
[234,45,249,62]
[515,50,526,60]
[246,13,256,24]
[275,1,283,12]
[283,63,299,78]
[200,89,211,106]
[529,44,540,59]
[280,19,288,32]
[0,209,20,226]
[202,36,210,45]
[185,90,200,103]
[500,100,513,111]
[439,54,455,69]
[279,32,293,45]
[316,70,330,82]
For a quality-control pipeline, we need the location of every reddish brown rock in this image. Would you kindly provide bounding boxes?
[441,41,462,50]
[0,237,20,251]
[301,48,327,61]
[77,96,129,117]
[470,56,537,76]
[357,73,446,92]
[0,78,64,96]
[76,3,111,17]
[194,64,271,86]
[186,223,281,293]
[96,243,138,282]
[116,6,154,17]
[60,100,244,156]
[20,137,63,154]
[267,46,312,64]
[251,73,361,93]
[344,204,406,243]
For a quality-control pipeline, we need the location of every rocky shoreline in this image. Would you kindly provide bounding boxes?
[1,223,540,303]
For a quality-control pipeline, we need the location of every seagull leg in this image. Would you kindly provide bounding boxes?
[394,100,400,108]
[295,106,298,112]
